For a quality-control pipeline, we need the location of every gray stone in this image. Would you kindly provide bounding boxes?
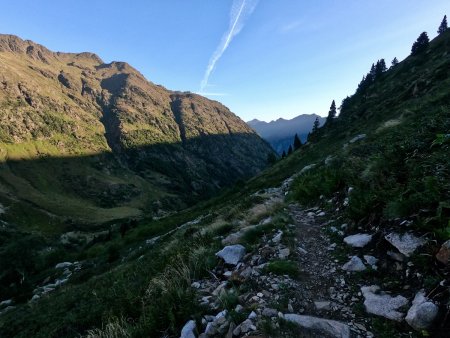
[262,307,278,317]
[343,234,372,248]
[216,245,246,265]
[385,232,426,257]
[387,250,405,262]
[278,248,290,259]
[272,230,283,244]
[405,290,439,331]
[283,314,350,338]
[361,285,408,321]
[180,320,196,338]
[314,301,331,311]
[342,256,366,272]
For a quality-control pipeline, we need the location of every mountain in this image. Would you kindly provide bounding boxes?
[1,29,450,338]
[0,34,274,224]
[248,114,325,154]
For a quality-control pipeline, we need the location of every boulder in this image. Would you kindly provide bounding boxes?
[314,301,331,311]
[385,232,426,257]
[233,319,255,336]
[180,320,196,338]
[361,285,408,321]
[405,290,439,331]
[278,248,290,259]
[262,307,278,317]
[216,245,246,265]
[283,314,350,338]
[436,239,450,265]
[342,256,366,272]
[343,234,372,248]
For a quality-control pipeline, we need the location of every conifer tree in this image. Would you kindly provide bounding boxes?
[312,117,320,134]
[293,133,302,150]
[391,57,399,67]
[281,150,286,158]
[287,145,293,155]
[438,15,448,34]
[326,100,337,124]
[411,32,430,55]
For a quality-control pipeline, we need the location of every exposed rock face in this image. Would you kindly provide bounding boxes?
[361,285,408,321]
[283,313,351,338]
[405,291,439,331]
[0,34,274,221]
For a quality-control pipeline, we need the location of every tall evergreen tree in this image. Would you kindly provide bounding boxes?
[326,100,337,124]
[287,145,293,155]
[375,59,387,76]
[438,15,448,34]
[281,150,286,158]
[312,117,320,134]
[411,32,430,55]
[391,57,399,67]
[293,133,302,150]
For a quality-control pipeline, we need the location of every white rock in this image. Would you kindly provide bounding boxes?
[343,234,372,248]
[349,134,366,143]
[191,281,201,289]
[248,311,257,319]
[300,164,317,174]
[385,232,426,257]
[278,248,290,259]
[272,230,283,244]
[0,299,12,307]
[342,256,366,272]
[283,314,350,338]
[405,290,439,331]
[55,262,73,269]
[180,320,196,338]
[215,245,246,265]
[361,285,408,321]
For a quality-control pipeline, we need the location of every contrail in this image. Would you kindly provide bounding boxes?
[200,0,258,92]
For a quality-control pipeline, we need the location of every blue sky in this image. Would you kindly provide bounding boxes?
[0,1,449,121]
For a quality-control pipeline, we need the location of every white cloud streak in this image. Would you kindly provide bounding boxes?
[200,0,259,92]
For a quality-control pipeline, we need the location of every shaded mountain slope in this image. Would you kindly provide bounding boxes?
[0,34,273,224]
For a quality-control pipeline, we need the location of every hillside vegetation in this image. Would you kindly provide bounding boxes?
[0,29,449,338]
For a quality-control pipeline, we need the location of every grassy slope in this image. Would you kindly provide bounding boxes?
[0,31,449,337]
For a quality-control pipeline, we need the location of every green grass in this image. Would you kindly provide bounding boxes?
[264,260,301,279]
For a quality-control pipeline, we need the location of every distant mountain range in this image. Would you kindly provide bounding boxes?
[248,114,325,154]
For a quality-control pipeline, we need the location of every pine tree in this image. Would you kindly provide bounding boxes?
[411,32,430,55]
[293,133,302,150]
[391,57,399,67]
[326,100,337,124]
[281,150,286,158]
[438,15,448,35]
[312,117,320,134]
[287,145,293,155]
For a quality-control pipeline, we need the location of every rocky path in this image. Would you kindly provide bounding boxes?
[179,175,444,338]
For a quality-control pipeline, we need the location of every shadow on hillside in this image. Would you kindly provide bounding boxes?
[0,132,273,225]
